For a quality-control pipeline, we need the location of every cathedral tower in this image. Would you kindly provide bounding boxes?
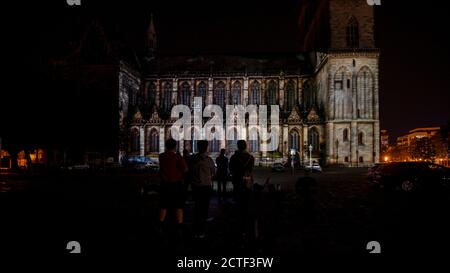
[323,0,380,166]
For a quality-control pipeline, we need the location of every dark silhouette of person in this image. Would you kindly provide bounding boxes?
[158,138,187,235]
[295,171,317,220]
[182,149,194,204]
[250,178,280,251]
[229,140,254,238]
[191,140,216,239]
[215,148,229,202]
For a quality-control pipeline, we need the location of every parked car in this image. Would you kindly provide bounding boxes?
[145,161,159,172]
[368,162,450,193]
[367,163,382,182]
[304,162,322,172]
[132,161,159,172]
[272,163,285,172]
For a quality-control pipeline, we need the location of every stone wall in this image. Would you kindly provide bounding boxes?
[321,52,380,166]
[329,0,375,49]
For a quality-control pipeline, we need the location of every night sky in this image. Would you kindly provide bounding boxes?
[1,0,449,149]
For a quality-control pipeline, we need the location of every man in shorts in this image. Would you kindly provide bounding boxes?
[158,138,187,233]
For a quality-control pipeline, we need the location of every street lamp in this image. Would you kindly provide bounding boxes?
[309,144,313,168]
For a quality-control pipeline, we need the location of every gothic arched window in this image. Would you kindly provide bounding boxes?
[146,128,159,153]
[303,80,316,110]
[333,67,352,119]
[308,127,319,155]
[197,81,207,106]
[343,128,349,142]
[148,82,156,106]
[162,82,172,112]
[358,132,364,145]
[131,128,140,154]
[179,82,191,106]
[289,130,299,151]
[231,81,241,105]
[285,80,296,111]
[214,81,226,110]
[250,81,261,105]
[267,80,278,105]
[346,16,359,48]
[357,67,374,119]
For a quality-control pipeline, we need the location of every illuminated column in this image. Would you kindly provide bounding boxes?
[261,79,266,105]
[225,78,231,105]
[374,62,380,121]
[159,126,165,153]
[298,125,303,165]
[328,73,335,120]
[279,76,284,109]
[298,77,303,106]
[156,79,161,107]
[190,78,195,108]
[172,78,178,105]
[351,121,358,165]
[326,122,334,164]
[208,78,213,105]
[243,77,249,105]
[303,126,308,164]
[283,124,288,156]
[374,121,380,163]
[139,126,145,156]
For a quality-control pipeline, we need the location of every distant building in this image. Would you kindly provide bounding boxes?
[393,127,441,163]
[396,127,440,147]
[0,150,12,170]
[380,129,389,152]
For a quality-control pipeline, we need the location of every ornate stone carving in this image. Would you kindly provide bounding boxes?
[148,109,161,124]
[306,107,320,123]
[287,106,302,124]
[132,108,143,123]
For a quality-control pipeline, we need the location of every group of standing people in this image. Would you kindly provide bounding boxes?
[158,138,254,239]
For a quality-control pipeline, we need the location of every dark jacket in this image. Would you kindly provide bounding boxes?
[215,155,229,180]
[229,151,254,185]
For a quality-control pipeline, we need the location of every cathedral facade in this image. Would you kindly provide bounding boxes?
[119,0,380,167]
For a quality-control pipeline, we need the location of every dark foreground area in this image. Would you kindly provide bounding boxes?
[1,167,449,268]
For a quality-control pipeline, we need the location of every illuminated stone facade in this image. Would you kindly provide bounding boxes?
[119,0,380,166]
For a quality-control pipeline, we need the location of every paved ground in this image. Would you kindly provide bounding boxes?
[1,166,449,267]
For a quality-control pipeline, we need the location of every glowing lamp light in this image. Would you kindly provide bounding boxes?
[29,154,36,162]
[384,156,389,162]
